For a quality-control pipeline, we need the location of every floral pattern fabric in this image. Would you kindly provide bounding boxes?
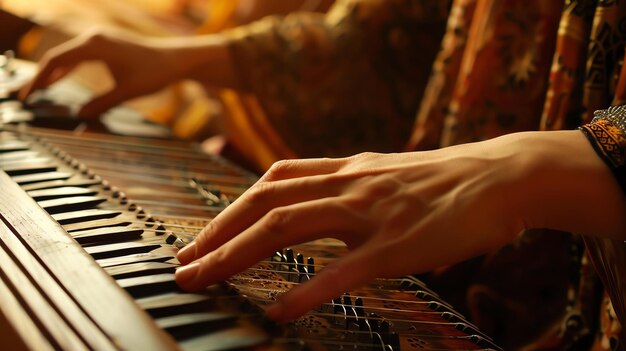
[224,0,626,348]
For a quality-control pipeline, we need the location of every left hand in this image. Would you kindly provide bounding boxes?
[20,30,235,118]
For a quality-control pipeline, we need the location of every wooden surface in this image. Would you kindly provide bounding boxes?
[0,170,180,350]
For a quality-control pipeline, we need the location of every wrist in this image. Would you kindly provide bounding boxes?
[150,35,239,89]
[506,130,626,239]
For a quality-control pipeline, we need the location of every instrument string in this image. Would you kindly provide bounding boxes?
[272,337,494,351]
[13,126,210,154]
[10,128,492,347]
[38,141,257,184]
[228,275,452,313]
[43,146,244,173]
[206,291,460,331]
[221,290,465,329]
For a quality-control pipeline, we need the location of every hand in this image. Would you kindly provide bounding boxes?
[20,31,235,117]
[175,130,626,322]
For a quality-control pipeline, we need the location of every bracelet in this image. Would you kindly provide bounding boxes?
[579,106,626,193]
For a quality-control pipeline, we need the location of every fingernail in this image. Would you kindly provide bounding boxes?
[176,241,197,264]
[265,301,285,322]
[175,261,199,284]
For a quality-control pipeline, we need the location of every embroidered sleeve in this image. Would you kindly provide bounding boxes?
[223,0,448,158]
[579,105,626,193]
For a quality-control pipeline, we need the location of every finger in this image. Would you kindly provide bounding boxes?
[260,158,346,182]
[20,61,77,100]
[265,246,380,322]
[77,90,131,118]
[20,42,92,99]
[175,197,365,291]
[177,174,345,264]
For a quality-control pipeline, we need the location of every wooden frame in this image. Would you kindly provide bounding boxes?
[0,170,179,350]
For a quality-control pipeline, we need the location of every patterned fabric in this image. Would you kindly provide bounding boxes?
[592,293,624,351]
[541,0,596,131]
[580,105,626,347]
[586,235,626,349]
[225,0,449,169]
[580,110,626,192]
[437,0,563,146]
[222,0,626,349]
[406,0,478,151]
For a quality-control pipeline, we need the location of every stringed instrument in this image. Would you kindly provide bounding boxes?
[0,44,504,350]
[0,123,502,350]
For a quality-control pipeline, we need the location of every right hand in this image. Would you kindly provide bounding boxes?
[20,31,186,118]
[175,130,626,322]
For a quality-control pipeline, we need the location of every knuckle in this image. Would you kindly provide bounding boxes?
[341,184,379,214]
[85,30,106,43]
[341,193,369,213]
[391,192,419,210]
[340,152,381,173]
[246,181,274,204]
[314,172,342,189]
[317,157,342,169]
[366,178,398,198]
[358,151,378,159]
[204,247,228,267]
[204,219,218,234]
[349,152,379,162]
[81,30,116,49]
[195,221,215,246]
[39,51,61,67]
[351,175,401,201]
[263,159,294,181]
[263,208,291,234]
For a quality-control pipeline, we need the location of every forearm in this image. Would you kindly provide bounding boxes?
[145,34,240,90]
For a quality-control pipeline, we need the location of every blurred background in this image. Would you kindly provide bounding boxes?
[0,0,333,142]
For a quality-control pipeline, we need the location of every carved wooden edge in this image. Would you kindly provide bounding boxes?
[0,170,180,350]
